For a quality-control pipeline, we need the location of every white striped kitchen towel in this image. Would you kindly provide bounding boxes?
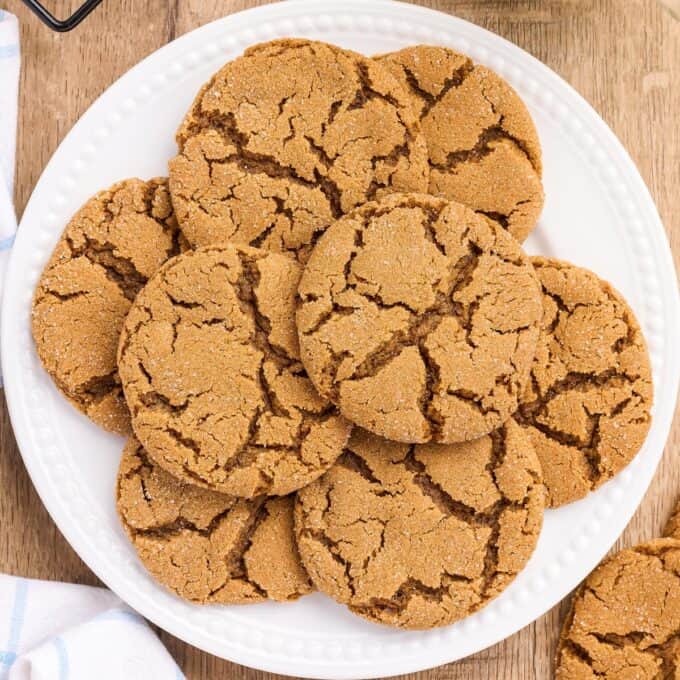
[0,8,19,291]
[0,575,184,680]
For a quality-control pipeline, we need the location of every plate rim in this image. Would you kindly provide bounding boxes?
[3,1,680,677]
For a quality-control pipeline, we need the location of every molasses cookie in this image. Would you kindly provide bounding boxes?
[376,45,543,242]
[515,257,653,507]
[117,244,351,497]
[32,178,183,435]
[117,437,312,603]
[555,539,680,679]
[295,421,544,630]
[169,38,429,262]
[296,193,542,444]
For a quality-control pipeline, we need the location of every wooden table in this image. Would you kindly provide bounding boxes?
[1,1,678,677]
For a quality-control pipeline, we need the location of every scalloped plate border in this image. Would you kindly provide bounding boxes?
[3,1,679,678]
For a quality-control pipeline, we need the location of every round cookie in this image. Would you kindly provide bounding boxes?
[117,244,351,497]
[169,38,429,262]
[515,257,653,507]
[296,193,543,444]
[32,178,183,435]
[375,45,543,242]
[555,539,680,679]
[117,437,312,604]
[295,421,545,630]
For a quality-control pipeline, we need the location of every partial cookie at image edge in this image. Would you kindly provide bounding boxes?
[555,538,680,679]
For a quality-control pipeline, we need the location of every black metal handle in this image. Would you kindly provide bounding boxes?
[21,0,104,32]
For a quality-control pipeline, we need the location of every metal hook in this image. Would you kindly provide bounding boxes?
[21,0,104,32]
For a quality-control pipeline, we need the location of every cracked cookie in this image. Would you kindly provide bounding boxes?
[375,45,543,242]
[117,244,352,497]
[32,178,183,435]
[515,257,653,507]
[295,421,544,630]
[117,437,313,603]
[296,193,542,444]
[555,539,680,679]
[665,500,680,540]
[168,38,429,262]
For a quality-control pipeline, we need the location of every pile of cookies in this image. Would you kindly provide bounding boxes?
[31,39,653,631]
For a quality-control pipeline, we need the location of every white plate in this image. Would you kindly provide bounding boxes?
[3,1,679,677]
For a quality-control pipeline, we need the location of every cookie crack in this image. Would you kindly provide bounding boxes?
[302,528,357,597]
[128,500,239,541]
[65,233,148,301]
[208,499,270,599]
[476,199,532,232]
[182,111,343,219]
[350,573,474,620]
[41,289,89,303]
[62,183,180,302]
[559,639,605,677]
[323,244,483,409]
[403,447,489,524]
[478,86,539,173]
[336,450,397,496]
[429,118,535,174]
[516,369,645,483]
[401,60,474,117]
[70,370,122,408]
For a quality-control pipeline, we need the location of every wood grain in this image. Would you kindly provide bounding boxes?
[1,1,678,678]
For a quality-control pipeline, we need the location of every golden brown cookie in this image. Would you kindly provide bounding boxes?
[295,422,544,630]
[376,45,543,242]
[117,244,351,497]
[515,257,653,507]
[169,38,429,262]
[665,500,680,540]
[32,178,182,435]
[555,539,680,679]
[117,437,313,604]
[296,193,542,444]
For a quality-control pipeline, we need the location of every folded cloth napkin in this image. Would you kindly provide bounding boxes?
[0,575,184,680]
[0,8,20,289]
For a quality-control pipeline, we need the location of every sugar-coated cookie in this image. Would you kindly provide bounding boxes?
[555,539,680,679]
[297,193,542,443]
[169,38,429,262]
[117,437,313,603]
[118,244,351,497]
[295,422,544,629]
[376,45,543,242]
[32,178,183,435]
[515,257,653,507]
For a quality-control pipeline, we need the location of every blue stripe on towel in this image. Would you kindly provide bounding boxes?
[92,608,147,627]
[0,651,16,667]
[0,234,15,251]
[0,45,19,59]
[53,636,69,680]
[0,579,28,678]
